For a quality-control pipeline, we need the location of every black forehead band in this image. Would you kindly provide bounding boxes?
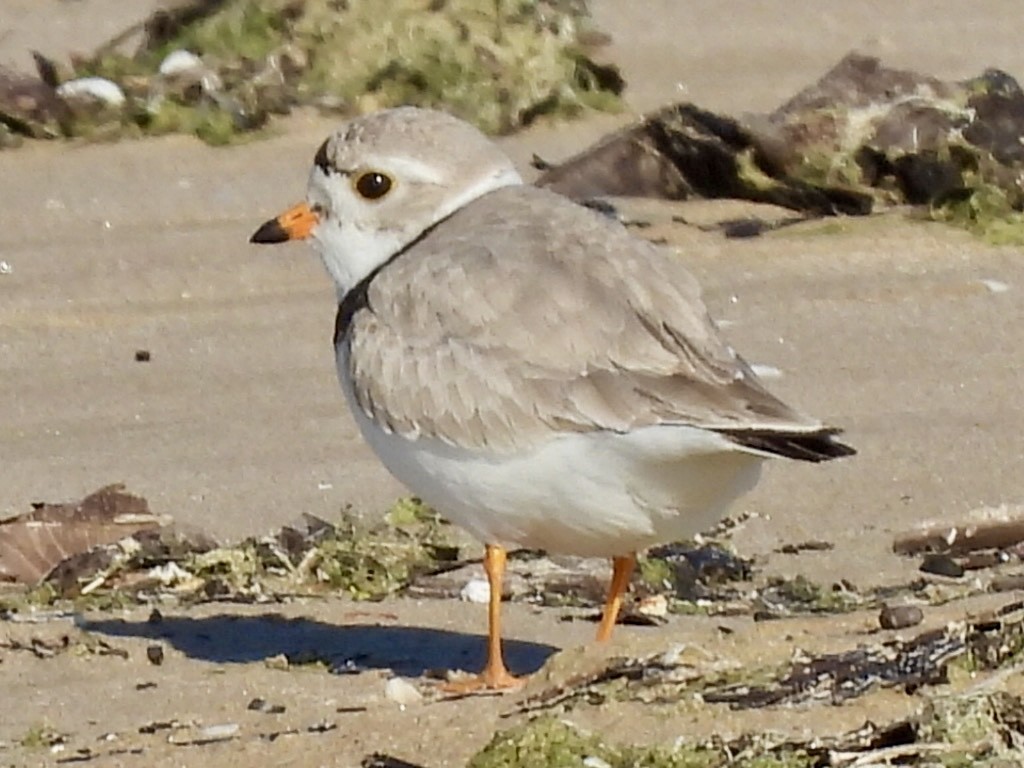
[314,139,333,174]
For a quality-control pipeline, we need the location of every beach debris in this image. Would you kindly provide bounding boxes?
[145,643,164,666]
[639,542,751,603]
[0,63,68,145]
[306,720,337,734]
[0,485,167,586]
[263,653,290,671]
[0,627,129,660]
[168,722,239,746]
[407,551,609,606]
[361,755,427,768]
[0,492,462,609]
[384,677,423,708]
[0,0,622,147]
[55,77,125,106]
[537,52,1024,239]
[475,690,1024,768]
[514,599,1024,716]
[537,102,873,216]
[459,577,490,604]
[158,50,204,79]
[920,554,965,578]
[894,509,1024,556]
[247,697,286,714]
[634,593,668,620]
[977,278,1010,293]
[879,604,925,630]
[754,53,1024,241]
[894,506,1024,580]
[775,539,834,555]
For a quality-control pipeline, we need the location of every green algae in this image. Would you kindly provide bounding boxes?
[467,717,813,768]
[64,0,622,144]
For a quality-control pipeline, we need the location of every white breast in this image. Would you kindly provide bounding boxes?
[336,347,765,557]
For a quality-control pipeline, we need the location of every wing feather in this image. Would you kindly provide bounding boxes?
[342,185,846,455]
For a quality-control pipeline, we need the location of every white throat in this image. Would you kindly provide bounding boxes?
[311,165,523,297]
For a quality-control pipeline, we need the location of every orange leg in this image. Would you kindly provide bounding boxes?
[596,553,636,642]
[443,544,521,692]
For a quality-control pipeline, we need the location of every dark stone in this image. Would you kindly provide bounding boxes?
[879,604,924,630]
[964,91,1024,166]
[146,643,164,666]
[891,153,964,205]
[919,553,965,578]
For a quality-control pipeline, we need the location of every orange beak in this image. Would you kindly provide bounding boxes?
[250,202,318,244]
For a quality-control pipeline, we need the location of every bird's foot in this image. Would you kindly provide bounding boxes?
[440,667,524,695]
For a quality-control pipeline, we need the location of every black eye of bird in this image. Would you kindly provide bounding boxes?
[354,171,393,200]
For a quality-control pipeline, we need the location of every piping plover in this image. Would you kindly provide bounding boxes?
[251,107,854,690]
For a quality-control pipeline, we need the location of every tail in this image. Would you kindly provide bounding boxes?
[715,427,856,463]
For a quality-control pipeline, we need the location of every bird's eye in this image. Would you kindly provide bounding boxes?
[353,171,393,200]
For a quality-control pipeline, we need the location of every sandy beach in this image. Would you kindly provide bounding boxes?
[2,2,1024,765]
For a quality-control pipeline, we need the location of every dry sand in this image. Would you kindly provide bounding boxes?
[2,1,1024,766]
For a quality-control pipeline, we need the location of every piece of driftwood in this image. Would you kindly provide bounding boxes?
[893,517,1024,556]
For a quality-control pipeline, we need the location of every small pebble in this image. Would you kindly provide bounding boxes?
[384,677,423,707]
[247,698,286,714]
[920,554,964,578]
[878,604,924,630]
[146,644,164,666]
[306,720,337,734]
[135,349,151,362]
[0,260,11,275]
[583,757,613,768]
[721,218,769,239]
[147,608,163,624]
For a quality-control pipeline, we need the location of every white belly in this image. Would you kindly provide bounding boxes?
[337,358,765,557]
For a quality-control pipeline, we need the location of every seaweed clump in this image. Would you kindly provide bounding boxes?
[1,0,622,146]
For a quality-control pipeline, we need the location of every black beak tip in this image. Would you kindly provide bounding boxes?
[250,218,289,244]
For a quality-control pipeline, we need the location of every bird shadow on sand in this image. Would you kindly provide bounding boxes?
[82,613,556,677]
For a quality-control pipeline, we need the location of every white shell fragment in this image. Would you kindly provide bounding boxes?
[159,50,204,77]
[196,723,239,742]
[384,676,423,707]
[459,576,491,604]
[56,77,126,106]
[636,593,668,618]
[749,363,783,380]
[977,278,1010,294]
